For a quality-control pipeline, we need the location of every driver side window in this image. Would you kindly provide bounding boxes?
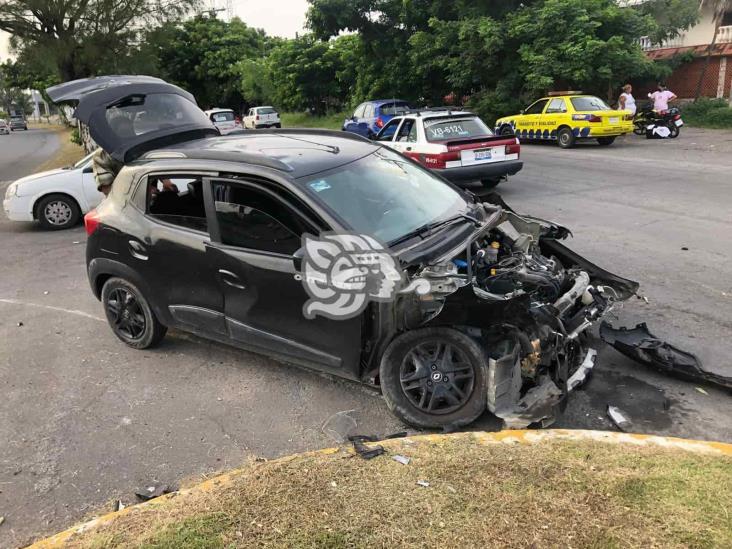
[524,99,549,115]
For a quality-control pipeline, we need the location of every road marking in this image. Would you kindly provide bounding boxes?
[0,298,105,322]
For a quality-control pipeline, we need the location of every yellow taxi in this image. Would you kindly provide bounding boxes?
[495,92,633,148]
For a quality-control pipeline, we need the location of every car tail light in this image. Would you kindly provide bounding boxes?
[421,151,459,169]
[375,117,384,128]
[674,114,681,120]
[256,115,260,121]
[235,116,241,123]
[572,114,602,122]
[505,138,520,157]
[84,210,101,236]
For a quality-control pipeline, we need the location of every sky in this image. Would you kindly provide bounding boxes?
[0,0,309,62]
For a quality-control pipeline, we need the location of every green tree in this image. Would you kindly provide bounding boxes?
[154,15,270,109]
[0,0,199,81]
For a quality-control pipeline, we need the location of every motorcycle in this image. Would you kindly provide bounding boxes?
[633,105,683,138]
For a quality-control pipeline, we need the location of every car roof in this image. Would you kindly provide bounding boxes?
[395,110,475,120]
[140,129,378,179]
[369,99,409,105]
[205,108,234,113]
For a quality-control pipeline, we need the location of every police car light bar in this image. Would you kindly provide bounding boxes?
[547,90,583,96]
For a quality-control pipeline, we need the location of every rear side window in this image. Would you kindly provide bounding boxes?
[396,119,417,142]
[363,104,375,118]
[211,111,235,122]
[353,103,367,118]
[570,96,611,111]
[145,176,208,232]
[424,117,492,142]
[211,181,307,255]
[524,99,549,115]
[379,102,411,116]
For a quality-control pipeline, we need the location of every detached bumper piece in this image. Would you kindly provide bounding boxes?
[600,322,732,392]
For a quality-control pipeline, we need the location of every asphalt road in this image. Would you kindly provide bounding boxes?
[1,127,731,547]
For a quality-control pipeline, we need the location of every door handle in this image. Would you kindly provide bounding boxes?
[128,240,148,260]
[218,269,246,290]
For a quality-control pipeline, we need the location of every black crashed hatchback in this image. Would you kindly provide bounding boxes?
[48,77,638,430]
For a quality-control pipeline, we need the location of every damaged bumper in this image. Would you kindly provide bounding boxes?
[415,203,638,428]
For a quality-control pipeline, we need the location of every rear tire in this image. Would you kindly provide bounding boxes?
[379,328,488,429]
[102,278,167,349]
[597,137,616,146]
[633,123,645,136]
[275,123,282,128]
[557,127,576,149]
[36,194,81,230]
[499,125,514,136]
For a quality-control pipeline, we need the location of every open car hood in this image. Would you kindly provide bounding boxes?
[47,76,219,163]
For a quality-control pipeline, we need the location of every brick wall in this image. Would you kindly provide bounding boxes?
[636,56,732,100]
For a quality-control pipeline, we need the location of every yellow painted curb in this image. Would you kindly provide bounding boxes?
[27,429,732,548]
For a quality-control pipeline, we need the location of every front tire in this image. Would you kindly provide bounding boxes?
[102,278,167,349]
[36,194,81,230]
[597,136,616,146]
[557,127,576,149]
[379,328,488,429]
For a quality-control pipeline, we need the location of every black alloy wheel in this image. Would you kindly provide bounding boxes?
[379,328,488,429]
[107,287,147,341]
[399,341,475,415]
[102,278,167,349]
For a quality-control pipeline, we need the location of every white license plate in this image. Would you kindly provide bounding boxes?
[675,119,684,127]
[609,117,619,125]
[475,150,492,160]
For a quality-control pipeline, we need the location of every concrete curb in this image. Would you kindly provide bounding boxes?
[27,429,732,548]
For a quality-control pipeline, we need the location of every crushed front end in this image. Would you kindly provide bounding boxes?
[409,202,639,428]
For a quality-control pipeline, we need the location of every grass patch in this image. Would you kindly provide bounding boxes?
[280,111,347,130]
[682,98,732,129]
[34,124,86,172]
[57,434,732,548]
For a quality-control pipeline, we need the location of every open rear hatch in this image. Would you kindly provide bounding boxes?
[47,76,219,163]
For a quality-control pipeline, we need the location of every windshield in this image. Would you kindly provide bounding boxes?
[379,102,411,116]
[105,93,211,138]
[72,151,97,169]
[570,96,611,111]
[425,117,493,142]
[300,148,467,244]
[211,111,235,122]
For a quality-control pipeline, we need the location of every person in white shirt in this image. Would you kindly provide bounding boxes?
[648,83,677,114]
[618,84,636,116]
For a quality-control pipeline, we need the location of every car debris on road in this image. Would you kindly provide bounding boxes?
[607,406,633,432]
[600,322,732,392]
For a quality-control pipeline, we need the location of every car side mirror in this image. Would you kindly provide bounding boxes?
[83,166,94,174]
[293,247,305,272]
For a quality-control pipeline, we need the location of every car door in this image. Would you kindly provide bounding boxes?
[202,176,363,377]
[127,173,227,336]
[390,118,417,155]
[374,118,402,148]
[541,97,568,140]
[514,98,549,140]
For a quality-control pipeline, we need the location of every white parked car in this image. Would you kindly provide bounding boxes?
[0,119,9,135]
[243,106,281,129]
[3,151,105,230]
[204,108,242,135]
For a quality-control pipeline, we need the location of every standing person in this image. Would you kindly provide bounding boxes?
[648,83,677,114]
[618,84,636,116]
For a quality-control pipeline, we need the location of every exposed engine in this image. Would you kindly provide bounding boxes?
[407,203,638,429]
